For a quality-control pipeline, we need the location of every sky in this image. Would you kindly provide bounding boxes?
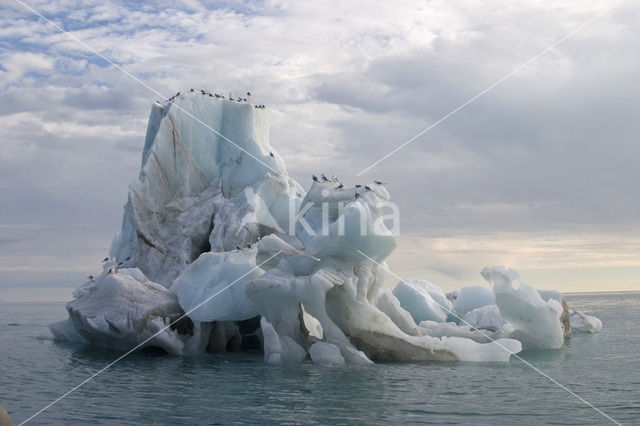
[1,0,639,301]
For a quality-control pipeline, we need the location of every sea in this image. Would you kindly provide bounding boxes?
[0,292,638,425]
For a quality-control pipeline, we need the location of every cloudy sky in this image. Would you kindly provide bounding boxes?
[1,0,639,301]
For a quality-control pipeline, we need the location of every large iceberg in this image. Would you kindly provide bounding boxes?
[51,91,600,364]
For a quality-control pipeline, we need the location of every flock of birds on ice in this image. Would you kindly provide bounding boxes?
[164,89,266,108]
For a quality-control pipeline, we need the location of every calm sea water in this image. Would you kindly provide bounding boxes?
[0,293,638,425]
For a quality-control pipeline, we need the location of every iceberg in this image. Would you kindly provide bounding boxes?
[482,266,566,349]
[50,91,598,365]
[569,310,602,333]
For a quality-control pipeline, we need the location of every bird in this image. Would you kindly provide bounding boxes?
[321,174,329,182]
[247,243,252,249]
[125,256,131,261]
[247,91,251,97]
[102,257,109,262]
[312,174,319,182]
[355,192,360,199]
[176,91,180,97]
[88,275,94,280]
[331,175,339,182]
[107,269,112,275]
[209,93,213,97]
[355,184,362,188]
[374,180,386,185]
[190,88,194,92]
[118,261,123,266]
[269,152,275,158]
[201,89,206,95]
[365,185,372,191]
[335,183,344,189]
[296,192,302,198]
[236,245,241,250]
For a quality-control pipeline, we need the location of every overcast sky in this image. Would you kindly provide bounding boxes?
[1,0,639,301]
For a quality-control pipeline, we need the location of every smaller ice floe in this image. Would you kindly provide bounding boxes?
[482,266,565,350]
[453,285,495,316]
[392,280,450,324]
[50,261,195,355]
[309,342,346,366]
[569,310,602,333]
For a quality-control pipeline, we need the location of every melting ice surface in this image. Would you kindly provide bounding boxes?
[50,92,601,365]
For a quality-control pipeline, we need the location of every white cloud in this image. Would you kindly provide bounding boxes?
[1,0,639,293]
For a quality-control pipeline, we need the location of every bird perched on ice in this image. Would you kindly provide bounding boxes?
[355,192,360,199]
[269,152,275,158]
[365,185,372,191]
[374,180,386,185]
[312,175,319,182]
[102,257,109,262]
[88,275,94,280]
[321,174,329,182]
[355,184,362,188]
[335,183,344,189]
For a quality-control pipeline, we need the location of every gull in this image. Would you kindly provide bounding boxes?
[312,175,319,182]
